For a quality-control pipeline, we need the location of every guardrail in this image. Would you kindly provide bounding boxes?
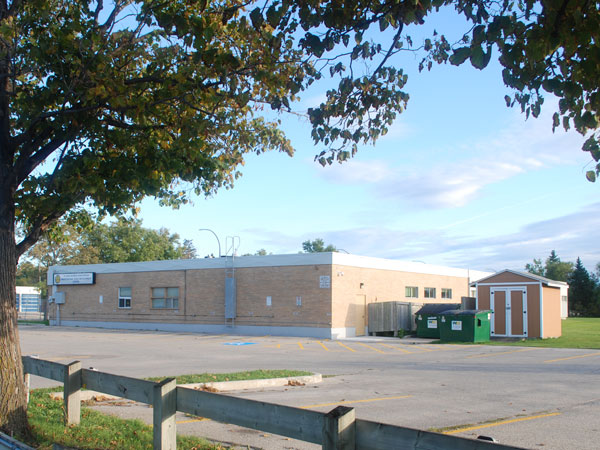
[22,356,525,450]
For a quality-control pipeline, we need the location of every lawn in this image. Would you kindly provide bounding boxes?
[484,318,600,349]
[26,388,219,450]
[25,369,311,449]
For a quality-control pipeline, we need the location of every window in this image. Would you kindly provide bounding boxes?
[405,286,418,298]
[441,288,452,299]
[424,287,436,299]
[266,296,272,306]
[296,296,302,306]
[119,287,131,309]
[151,287,179,309]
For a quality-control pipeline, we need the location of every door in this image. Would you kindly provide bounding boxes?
[490,290,506,335]
[491,287,528,337]
[354,294,366,336]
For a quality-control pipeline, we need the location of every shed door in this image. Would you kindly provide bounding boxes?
[510,290,528,337]
[490,290,506,335]
[491,287,528,337]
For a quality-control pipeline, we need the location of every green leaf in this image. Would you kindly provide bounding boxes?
[449,47,470,66]
[585,170,596,182]
[250,8,263,29]
[470,45,491,69]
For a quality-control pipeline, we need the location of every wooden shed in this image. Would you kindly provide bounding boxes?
[473,270,567,339]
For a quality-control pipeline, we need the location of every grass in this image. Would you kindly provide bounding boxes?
[18,319,49,325]
[26,388,219,450]
[146,369,312,384]
[439,318,600,349]
[25,369,312,449]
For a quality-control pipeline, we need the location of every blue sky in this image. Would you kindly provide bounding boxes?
[138,10,599,273]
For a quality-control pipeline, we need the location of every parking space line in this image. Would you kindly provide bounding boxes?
[337,342,356,352]
[379,343,413,354]
[317,341,330,351]
[465,348,536,359]
[297,342,304,350]
[544,352,600,363]
[357,343,386,354]
[300,395,412,409]
[444,412,560,435]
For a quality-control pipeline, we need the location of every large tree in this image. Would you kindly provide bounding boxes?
[568,258,598,316]
[525,250,573,282]
[1,0,599,436]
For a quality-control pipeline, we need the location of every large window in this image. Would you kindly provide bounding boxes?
[441,288,452,299]
[118,287,131,309]
[424,287,436,299]
[405,286,418,298]
[152,287,179,309]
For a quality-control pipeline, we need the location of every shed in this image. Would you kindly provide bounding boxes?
[472,270,567,339]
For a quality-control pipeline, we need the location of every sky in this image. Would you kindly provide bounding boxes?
[137,9,599,273]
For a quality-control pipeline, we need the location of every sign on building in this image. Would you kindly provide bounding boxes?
[53,272,95,285]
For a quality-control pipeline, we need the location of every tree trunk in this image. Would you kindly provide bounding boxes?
[0,187,29,436]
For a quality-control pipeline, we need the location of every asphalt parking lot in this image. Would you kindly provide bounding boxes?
[19,325,600,449]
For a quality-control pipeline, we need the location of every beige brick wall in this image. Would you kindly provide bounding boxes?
[331,265,468,330]
[50,265,333,328]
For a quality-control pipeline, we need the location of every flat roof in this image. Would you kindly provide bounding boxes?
[47,252,492,285]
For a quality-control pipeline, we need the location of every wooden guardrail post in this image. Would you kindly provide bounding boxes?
[153,378,177,450]
[63,361,82,425]
[64,361,82,425]
[322,405,355,450]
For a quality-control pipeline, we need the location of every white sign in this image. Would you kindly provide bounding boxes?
[451,321,462,331]
[427,319,437,329]
[319,275,331,288]
[53,272,95,285]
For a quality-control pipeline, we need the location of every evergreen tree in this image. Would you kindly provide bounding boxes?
[567,258,597,317]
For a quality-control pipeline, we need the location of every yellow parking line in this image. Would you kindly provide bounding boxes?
[444,412,560,435]
[466,348,536,359]
[337,342,356,352]
[544,352,600,363]
[357,343,386,354]
[380,343,413,354]
[317,341,330,351]
[297,342,304,350]
[301,395,412,409]
[177,417,210,424]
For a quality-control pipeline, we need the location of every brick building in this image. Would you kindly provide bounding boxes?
[47,253,491,339]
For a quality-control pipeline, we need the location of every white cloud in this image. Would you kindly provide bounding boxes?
[243,201,600,272]
[313,107,587,209]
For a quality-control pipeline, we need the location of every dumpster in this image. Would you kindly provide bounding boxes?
[439,310,492,342]
[415,303,460,338]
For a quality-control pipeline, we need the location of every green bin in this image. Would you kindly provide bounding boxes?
[438,310,492,343]
[415,304,460,338]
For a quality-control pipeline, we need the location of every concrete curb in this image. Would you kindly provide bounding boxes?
[49,373,322,401]
[180,373,322,392]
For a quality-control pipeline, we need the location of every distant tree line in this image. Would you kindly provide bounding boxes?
[526,250,600,317]
[16,219,196,297]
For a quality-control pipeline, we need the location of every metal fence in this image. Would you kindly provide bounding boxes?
[22,356,525,450]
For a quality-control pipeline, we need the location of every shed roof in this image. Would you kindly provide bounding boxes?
[470,269,568,288]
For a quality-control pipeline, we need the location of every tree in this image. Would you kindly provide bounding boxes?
[525,258,545,276]
[568,258,598,316]
[84,219,196,263]
[525,250,573,282]
[302,238,337,253]
[544,251,574,282]
[2,0,599,436]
